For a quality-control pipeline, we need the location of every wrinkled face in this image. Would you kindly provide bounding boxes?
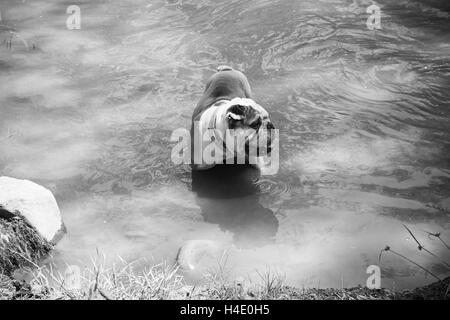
[223,98,275,156]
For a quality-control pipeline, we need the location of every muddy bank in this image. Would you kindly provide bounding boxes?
[280,277,450,300]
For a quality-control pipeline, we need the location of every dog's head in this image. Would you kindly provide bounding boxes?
[221,98,275,157]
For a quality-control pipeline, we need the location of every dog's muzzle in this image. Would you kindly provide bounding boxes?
[245,120,275,157]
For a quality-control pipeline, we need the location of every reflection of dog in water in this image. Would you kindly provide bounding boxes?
[191,165,278,247]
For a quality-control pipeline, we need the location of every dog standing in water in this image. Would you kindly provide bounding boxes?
[176,67,279,270]
[191,66,276,171]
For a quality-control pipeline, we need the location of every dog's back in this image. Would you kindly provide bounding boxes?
[192,66,252,121]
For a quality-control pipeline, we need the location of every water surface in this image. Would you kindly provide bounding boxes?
[1,0,450,289]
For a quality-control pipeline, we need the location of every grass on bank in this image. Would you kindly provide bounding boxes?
[6,253,292,300]
[1,221,450,300]
[0,215,52,276]
[1,252,449,300]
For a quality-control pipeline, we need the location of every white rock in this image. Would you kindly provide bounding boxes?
[176,240,222,271]
[0,176,65,243]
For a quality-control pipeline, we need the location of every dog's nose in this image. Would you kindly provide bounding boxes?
[266,121,275,130]
[265,122,274,155]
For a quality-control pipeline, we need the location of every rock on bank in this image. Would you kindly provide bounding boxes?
[0,176,65,275]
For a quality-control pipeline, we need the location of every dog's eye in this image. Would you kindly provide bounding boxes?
[250,118,262,129]
[228,105,247,118]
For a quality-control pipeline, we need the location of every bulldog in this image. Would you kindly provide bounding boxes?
[191,66,275,170]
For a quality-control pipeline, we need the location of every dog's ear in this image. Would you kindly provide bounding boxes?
[226,105,246,121]
[226,104,261,129]
[226,105,247,128]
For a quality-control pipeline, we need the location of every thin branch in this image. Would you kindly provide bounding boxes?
[380,246,441,282]
[422,229,450,251]
[403,225,450,268]
[403,224,423,250]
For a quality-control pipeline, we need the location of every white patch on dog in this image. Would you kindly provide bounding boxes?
[227,112,243,120]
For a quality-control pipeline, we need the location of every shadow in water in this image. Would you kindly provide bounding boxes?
[191,165,278,248]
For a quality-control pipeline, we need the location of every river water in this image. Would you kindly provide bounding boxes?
[1,0,449,290]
